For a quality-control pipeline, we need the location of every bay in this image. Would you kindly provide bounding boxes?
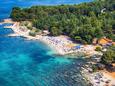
[0,0,92,86]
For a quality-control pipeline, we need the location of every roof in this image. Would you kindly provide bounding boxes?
[98,38,112,45]
[104,38,112,42]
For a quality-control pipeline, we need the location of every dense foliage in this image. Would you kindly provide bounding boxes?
[95,46,102,51]
[10,0,115,44]
[101,45,115,65]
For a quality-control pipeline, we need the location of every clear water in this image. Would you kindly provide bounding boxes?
[0,0,92,19]
[0,0,92,86]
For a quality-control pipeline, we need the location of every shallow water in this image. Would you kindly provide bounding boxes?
[0,34,88,86]
[0,0,92,86]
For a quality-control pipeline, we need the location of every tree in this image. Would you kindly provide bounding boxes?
[94,27,104,38]
[74,36,82,43]
[10,0,114,44]
[95,46,102,51]
[49,26,61,36]
[101,49,115,64]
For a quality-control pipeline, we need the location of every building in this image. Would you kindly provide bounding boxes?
[98,37,112,46]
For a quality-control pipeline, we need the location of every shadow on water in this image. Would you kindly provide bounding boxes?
[0,24,13,36]
[0,77,9,86]
[0,0,92,85]
[29,49,53,64]
[0,36,90,86]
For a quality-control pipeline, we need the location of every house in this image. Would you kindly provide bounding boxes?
[98,37,112,46]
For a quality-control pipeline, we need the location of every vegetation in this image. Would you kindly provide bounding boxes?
[92,65,98,72]
[101,45,115,65]
[10,0,115,44]
[95,46,102,51]
[29,28,39,36]
[29,31,36,36]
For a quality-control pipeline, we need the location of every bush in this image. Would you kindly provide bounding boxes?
[27,26,33,30]
[92,65,98,72]
[29,31,36,36]
[101,49,115,64]
[95,46,102,51]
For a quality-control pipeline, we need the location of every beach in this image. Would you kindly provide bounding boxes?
[2,19,115,86]
[1,0,114,86]
[3,19,102,56]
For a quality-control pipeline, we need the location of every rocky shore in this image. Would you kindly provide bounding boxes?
[3,20,102,57]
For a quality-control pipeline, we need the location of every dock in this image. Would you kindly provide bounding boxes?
[0,19,14,24]
[4,25,13,29]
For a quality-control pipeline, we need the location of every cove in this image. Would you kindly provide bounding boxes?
[0,0,92,86]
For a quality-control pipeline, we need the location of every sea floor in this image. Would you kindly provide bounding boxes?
[0,24,89,86]
[0,0,92,85]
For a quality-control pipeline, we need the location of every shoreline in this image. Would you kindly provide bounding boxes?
[3,19,103,56]
[81,69,115,86]
[0,19,14,24]
[81,60,115,86]
[3,19,115,86]
[5,21,102,56]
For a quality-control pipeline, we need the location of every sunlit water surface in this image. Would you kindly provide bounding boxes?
[0,0,92,86]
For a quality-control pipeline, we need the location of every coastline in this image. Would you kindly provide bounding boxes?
[0,0,114,85]
[81,59,115,86]
[81,69,115,86]
[3,19,115,86]
[4,20,102,57]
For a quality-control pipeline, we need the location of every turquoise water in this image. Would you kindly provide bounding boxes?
[0,0,92,86]
[0,34,88,86]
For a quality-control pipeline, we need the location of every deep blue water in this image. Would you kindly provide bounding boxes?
[0,0,92,20]
[0,0,92,86]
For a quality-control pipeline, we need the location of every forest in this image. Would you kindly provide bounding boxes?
[10,0,115,44]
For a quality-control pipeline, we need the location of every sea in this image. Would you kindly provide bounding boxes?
[0,0,92,86]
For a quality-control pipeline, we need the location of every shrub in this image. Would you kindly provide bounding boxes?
[27,26,33,30]
[92,65,98,72]
[101,49,115,64]
[29,31,36,36]
[95,46,102,51]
